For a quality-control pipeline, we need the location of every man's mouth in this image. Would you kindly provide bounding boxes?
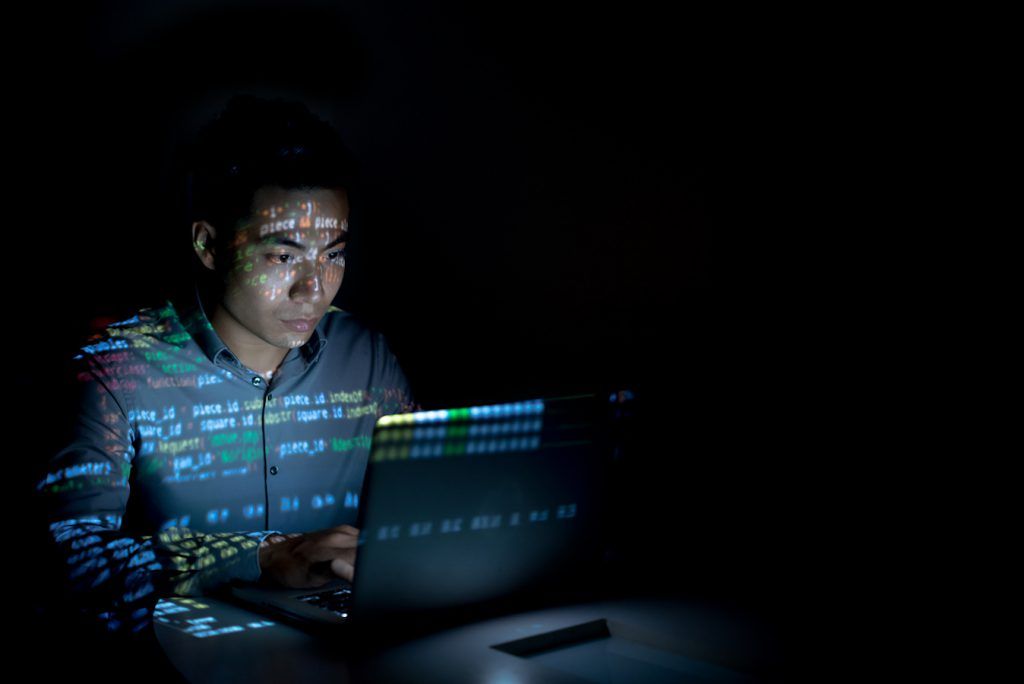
[281,318,317,332]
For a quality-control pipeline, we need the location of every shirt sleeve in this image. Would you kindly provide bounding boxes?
[35,349,283,636]
[375,331,422,415]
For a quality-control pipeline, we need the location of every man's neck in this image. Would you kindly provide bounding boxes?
[201,287,288,377]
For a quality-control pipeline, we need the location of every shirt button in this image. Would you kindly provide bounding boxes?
[252,376,262,386]
[269,466,279,475]
[267,393,273,401]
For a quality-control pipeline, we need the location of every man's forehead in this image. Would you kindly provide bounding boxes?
[240,191,348,238]
[250,185,347,211]
[245,221,348,247]
[232,217,348,245]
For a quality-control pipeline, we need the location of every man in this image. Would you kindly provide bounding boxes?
[35,94,421,639]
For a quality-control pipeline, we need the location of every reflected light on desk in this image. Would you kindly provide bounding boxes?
[155,597,280,639]
[485,669,524,684]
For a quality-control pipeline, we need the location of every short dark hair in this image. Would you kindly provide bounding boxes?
[185,94,357,262]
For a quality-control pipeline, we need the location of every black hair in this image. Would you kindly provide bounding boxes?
[184,94,357,281]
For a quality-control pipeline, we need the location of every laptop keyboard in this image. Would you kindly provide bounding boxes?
[296,584,353,619]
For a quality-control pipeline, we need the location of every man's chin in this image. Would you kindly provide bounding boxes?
[281,329,315,346]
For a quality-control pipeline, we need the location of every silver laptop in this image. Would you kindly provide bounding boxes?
[220,389,636,641]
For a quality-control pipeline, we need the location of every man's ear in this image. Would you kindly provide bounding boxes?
[191,220,218,271]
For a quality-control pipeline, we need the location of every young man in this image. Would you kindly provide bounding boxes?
[35,94,421,639]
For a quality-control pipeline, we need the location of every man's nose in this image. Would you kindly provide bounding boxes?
[291,261,325,302]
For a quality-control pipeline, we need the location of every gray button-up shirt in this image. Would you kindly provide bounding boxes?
[36,282,419,635]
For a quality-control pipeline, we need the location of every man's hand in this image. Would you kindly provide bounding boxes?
[258,524,360,589]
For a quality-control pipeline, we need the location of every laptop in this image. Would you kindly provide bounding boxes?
[219,388,637,644]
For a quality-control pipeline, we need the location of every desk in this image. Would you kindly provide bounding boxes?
[154,591,783,683]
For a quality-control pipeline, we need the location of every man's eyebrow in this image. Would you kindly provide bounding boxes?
[259,231,349,250]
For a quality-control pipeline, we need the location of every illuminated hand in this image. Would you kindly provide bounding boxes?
[258,524,360,588]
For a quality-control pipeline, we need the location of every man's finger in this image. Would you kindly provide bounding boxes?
[305,544,357,564]
[320,531,359,546]
[330,557,354,582]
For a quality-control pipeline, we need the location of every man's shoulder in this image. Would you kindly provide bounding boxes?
[71,300,186,365]
[319,306,416,409]
[320,304,378,341]
[318,305,398,362]
[325,304,347,317]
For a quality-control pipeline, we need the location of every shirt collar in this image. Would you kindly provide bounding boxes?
[171,282,329,371]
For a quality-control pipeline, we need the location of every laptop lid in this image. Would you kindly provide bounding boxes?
[345,389,635,632]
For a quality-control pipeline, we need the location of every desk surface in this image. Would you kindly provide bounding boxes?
[154,591,783,683]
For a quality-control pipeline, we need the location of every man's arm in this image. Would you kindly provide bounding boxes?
[36,349,282,636]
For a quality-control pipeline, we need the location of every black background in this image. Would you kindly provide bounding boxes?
[8,1,805,680]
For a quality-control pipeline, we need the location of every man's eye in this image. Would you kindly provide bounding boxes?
[267,253,292,264]
[327,249,347,263]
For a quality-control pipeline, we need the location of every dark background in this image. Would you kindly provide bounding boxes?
[9,1,803,680]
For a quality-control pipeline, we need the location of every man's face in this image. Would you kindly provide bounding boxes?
[214,185,349,351]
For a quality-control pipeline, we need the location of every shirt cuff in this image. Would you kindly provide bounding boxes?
[253,530,283,578]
